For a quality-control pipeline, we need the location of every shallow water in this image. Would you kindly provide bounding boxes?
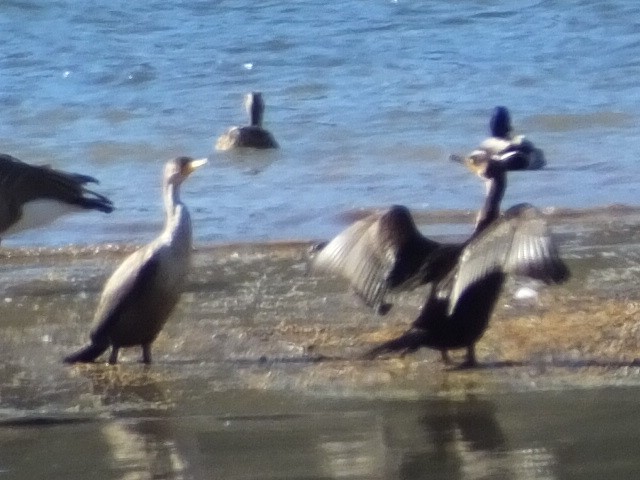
[3,390,640,480]
[1,212,640,478]
[1,1,640,246]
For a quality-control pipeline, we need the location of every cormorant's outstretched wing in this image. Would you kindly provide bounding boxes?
[448,203,569,314]
[312,205,441,313]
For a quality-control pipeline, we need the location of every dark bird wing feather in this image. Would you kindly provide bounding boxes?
[0,153,113,215]
[312,205,440,311]
[64,246,163,363]
[90,246,162,344]
[448,203,569,314]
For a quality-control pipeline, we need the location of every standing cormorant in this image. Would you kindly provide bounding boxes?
[312,151,568,367]
[64,156,207,364]
[215,92,279,150]
[0,153,113,240]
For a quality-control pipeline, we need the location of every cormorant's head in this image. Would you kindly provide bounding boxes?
[165,156,208,186]
[489,106,512,139]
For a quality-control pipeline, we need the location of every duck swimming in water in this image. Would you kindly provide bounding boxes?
[312,151,568,367]
[469,106,546,170]
[215,92,279,151]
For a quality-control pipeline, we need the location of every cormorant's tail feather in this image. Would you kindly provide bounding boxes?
[364,328,428,359]
[63,342,109,364]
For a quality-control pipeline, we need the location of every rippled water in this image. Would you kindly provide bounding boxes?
[1,1,639,246]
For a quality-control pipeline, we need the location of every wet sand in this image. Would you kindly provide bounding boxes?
[1,208,640,478]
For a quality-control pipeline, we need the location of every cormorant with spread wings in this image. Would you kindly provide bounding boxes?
[312,150,568,367]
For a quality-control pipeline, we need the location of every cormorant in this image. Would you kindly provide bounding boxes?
[64,156,207,365]
[215,92,279,150]
[0,153,113,239]
[312,151,568,367]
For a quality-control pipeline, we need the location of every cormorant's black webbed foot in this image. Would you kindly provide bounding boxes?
[453,345,479,370]
[440,350,453,364]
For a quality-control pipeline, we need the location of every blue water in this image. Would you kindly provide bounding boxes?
[1,0,639,246]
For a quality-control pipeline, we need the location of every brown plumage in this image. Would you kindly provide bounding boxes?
[312,151,568,367]
[64,157,206,365]
[215,92,279,150]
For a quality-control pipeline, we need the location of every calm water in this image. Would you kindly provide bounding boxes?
[3,389,640,480]
[0,0,639,246]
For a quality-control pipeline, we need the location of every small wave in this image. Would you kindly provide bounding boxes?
[527,112,634,132]
[120,63,157,86]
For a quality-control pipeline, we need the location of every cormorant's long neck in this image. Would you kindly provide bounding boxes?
[163,182,180,224]
[474,173,506,234]
[162,180,192,254]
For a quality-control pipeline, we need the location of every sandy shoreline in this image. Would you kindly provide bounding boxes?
[0,209,637,409]
[0,213,639,478]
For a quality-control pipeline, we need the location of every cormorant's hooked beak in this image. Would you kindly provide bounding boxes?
[450,150,490,177]
[185,158,208,175]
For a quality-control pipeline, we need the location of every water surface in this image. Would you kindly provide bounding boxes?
[0,1,639,246]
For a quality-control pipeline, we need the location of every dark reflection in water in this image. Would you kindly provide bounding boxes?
[102,418,188,479]
[3,389,640,479]
[210,147,282,176]
[398,396,507,480]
